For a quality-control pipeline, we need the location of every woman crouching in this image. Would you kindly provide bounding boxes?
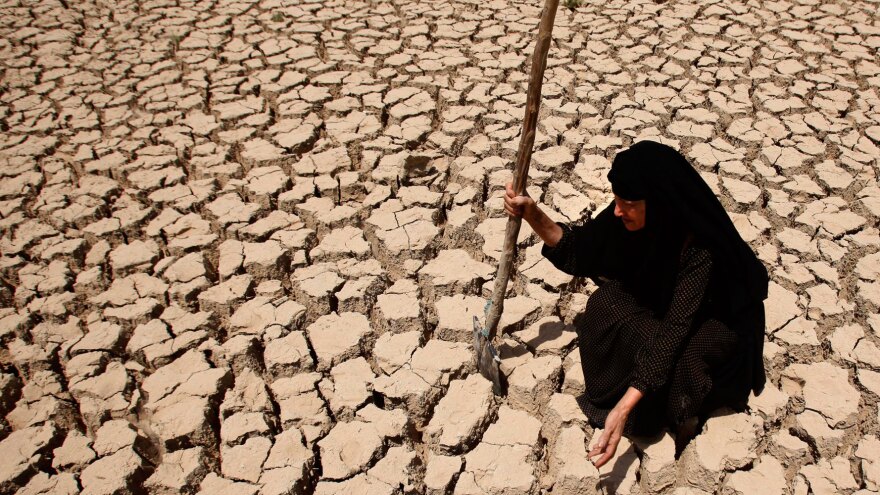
[504,140,769,467]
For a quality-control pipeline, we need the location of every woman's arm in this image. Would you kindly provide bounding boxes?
[588,386,643,468]
[504,182,615,279]
[503,182,562,247]
[589,247,712,468]
[630,246,713,394]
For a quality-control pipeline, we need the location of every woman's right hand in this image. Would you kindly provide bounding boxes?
[503,182,536,221]
[503,182,563,247]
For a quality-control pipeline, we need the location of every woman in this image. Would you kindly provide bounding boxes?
[504,140,768,467]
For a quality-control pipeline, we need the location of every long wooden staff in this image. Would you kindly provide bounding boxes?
[475,0,559,394]
[484,0,559,336]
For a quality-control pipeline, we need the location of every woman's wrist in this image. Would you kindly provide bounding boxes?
[527,207,563,247]
[522,201,540,225]
[617,387,643,413]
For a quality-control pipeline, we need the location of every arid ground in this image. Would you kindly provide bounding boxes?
[1,0,879,493]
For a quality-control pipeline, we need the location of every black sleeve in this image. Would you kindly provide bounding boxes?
[630,246,713,394]
[541,203,616,278]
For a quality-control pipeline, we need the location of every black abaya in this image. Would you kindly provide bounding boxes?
[541,141,769,435]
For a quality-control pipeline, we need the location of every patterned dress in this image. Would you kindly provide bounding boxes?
[543,218,751,436]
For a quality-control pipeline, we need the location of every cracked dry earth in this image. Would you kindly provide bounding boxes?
[1,0,880,494]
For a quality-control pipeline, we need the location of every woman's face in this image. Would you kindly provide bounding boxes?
[613,195,646,231]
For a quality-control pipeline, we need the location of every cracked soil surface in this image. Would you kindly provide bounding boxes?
[1,0,880,493]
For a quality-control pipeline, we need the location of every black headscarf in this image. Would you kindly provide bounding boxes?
[606,140,769,318]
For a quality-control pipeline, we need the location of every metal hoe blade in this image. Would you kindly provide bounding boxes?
[473,316,503,395]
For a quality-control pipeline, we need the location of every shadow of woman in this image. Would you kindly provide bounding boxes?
[522,319,571,351]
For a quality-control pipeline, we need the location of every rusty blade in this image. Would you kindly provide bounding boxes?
[473,316,503,395]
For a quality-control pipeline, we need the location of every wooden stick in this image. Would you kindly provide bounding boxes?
[484,0,559,339]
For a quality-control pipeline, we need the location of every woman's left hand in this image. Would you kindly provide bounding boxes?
[588,404,628,468]
[588,387,643,469]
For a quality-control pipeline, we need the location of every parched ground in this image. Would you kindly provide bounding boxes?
[0,0,879,493]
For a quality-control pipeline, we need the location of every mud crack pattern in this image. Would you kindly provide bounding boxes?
[1,0,880,493]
